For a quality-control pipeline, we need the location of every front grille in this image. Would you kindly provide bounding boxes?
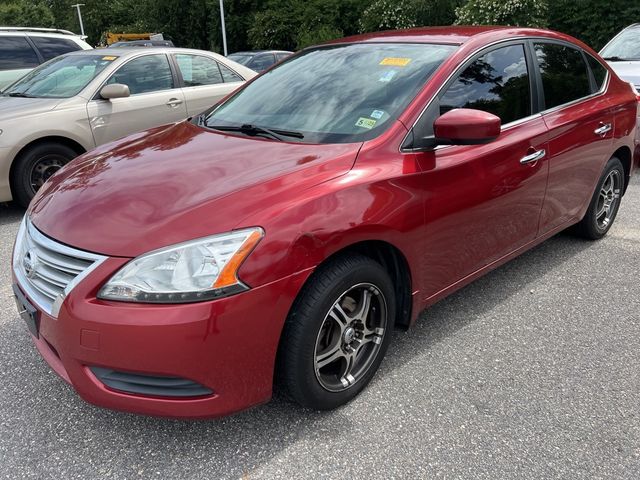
[12,217,107,317]
[89,367,214,398]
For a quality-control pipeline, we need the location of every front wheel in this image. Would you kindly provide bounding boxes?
[11,142,78,208]
[573,157,625,240]
[277,254,395,410]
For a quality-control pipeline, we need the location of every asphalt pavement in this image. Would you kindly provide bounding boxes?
[1,176,639,479]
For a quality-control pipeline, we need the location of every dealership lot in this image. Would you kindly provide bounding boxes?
[0,174,639,479]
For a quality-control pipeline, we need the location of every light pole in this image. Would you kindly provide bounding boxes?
[71,4,85,37]
[219,0,228,56]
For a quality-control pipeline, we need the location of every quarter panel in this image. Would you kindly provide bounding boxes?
[538,96,616,233]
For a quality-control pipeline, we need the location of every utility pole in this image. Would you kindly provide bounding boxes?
[219,0,228,56]
[71,4,85,37]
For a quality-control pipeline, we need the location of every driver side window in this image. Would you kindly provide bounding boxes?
[440,44,532,125]
[107,54,174,95]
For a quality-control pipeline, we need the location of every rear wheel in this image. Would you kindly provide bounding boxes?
[573,157,624,240]
[277,254,395,410]
[11,142,78,208]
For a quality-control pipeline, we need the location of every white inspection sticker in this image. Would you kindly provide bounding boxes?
[371,110,384,119]
[378,70,398,82]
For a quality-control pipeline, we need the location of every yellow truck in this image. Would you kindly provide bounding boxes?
[104,32,166,45]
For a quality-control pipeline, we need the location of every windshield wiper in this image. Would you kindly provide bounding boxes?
[6,92,36,98]
[207,123,304,141]
[602,56,631,62]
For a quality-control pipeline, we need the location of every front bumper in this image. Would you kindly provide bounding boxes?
[13,257,312,418]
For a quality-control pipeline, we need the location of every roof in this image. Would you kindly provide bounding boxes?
[0,26,80,36]
[229,50,293,55]
[324,26,524,45]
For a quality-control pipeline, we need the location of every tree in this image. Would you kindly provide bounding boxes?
[548,0,640,50]
[247,0,366,51]
[415,0,465,27]
[455,0,548,28]
[0,1,55,28]
[359,0,417,33]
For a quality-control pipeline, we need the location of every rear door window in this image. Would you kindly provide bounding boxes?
[0,36,39,70]
[176,54,223,86]
[534,43,592,109]
[30,36,81,61]
[440,44,532,124]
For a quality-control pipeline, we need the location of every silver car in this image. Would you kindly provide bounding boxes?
[600,23,640,89]
[0,47,256,207]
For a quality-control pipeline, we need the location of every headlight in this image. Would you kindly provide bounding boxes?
[98,228,264,303]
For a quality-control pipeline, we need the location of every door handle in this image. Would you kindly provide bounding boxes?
[594,122,612,136]
[520,149,546,165]
[166,98,183,107]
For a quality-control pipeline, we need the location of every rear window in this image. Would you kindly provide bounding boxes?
[249,54,275,71]
[0,36,39,70]
[31,36,81,61]
[227,54,252,66]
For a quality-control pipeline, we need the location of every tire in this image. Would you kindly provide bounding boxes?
[572,157,625,240]
[11,142,78,208]
[277,253,395,410]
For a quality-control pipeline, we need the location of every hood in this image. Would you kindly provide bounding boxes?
[607,61,640,87]
[0,96,62,121]
[30,121,360,257]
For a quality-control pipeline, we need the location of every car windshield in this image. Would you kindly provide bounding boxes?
[601,27,640,60]
[2,54,116,98]
[206,42,457,143]
[227,54,253,66]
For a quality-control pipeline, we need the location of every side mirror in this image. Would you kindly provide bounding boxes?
[432,108,501,146]
[100,83,130,100]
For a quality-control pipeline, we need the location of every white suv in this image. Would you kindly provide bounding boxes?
[0,27,92,90]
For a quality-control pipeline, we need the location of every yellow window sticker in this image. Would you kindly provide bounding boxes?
[102,56,118,61]
[379,57,411,67]
[355,117,377,129]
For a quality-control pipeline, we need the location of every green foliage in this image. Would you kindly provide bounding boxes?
[296,25,343,50]
[247,0,365,50]
[359,0,417,33]
[455,0,548,28]
[0,0,55,28]
[547,0,640,50]
[415,0,466,27]
[2,0,638,57]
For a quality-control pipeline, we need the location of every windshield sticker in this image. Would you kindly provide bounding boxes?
[378,69,398,83]
[101,56,118,61]
[379,57,411,67]
[371,110,385,119]
[355,117,377,129]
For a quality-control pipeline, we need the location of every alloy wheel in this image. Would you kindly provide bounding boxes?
[314,282,387,392]
[595,169,621,231]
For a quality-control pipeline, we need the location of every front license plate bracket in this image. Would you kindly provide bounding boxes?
[12,284,40,338]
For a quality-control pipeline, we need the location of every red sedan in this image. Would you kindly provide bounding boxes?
[12,26,639,418]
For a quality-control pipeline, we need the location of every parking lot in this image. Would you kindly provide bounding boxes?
[0,175,638,479]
